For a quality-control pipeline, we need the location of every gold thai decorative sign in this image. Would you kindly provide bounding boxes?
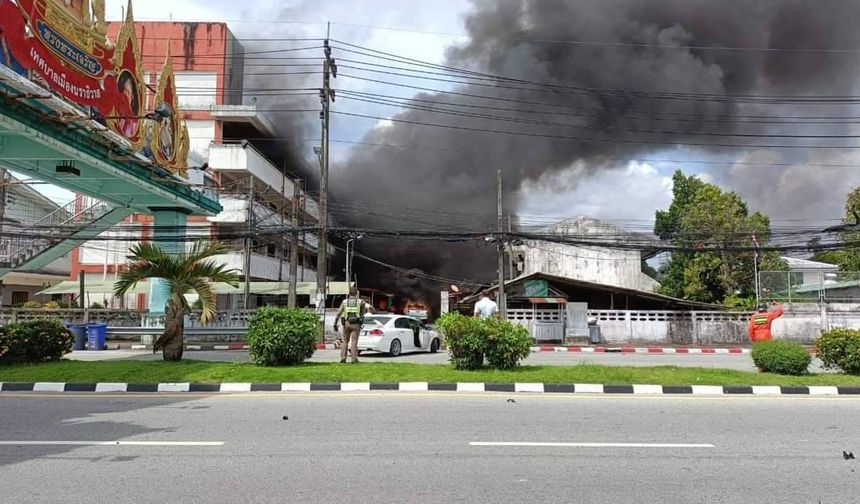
[148,47,189,177]
[0,0,189,174]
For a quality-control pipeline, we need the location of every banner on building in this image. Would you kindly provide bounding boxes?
[0,0,188,172]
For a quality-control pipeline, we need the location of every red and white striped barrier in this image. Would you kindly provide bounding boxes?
[529,346,751,355]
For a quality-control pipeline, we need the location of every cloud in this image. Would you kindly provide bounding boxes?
[516,160,672,224]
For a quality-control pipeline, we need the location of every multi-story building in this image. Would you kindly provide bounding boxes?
[70,21,327,309]
[513,215,660,293]
[0,171,70,306]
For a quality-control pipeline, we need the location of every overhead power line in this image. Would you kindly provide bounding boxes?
[337,94,860,140]
[332,110,860,150]
[331,40,860,102]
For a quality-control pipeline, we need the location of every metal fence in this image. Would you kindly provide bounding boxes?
[760,270,860,303]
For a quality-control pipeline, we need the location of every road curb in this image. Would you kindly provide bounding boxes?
[1,382,856,395]
[529,346,752,355]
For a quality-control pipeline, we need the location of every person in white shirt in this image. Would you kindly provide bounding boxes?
[473,290,499,320]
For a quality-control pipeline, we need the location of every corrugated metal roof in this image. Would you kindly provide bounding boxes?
[781,256,839,271]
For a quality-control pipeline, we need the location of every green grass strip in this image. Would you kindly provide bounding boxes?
[1,360,859,386]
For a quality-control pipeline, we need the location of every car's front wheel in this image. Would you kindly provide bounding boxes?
[429,338,440,353]
[389,339,402,357]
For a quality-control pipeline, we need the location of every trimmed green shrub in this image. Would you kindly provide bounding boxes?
[0,320,73,365]
[246,307,318,366]
[436,312,485,370]
[816,328,860,375]
[436,313,532,370]
[483,318,532,369]
[751,340,811,375]
[42,301,62,309]
[21,301,41,309]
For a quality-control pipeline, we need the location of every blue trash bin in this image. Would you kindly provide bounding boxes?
[66,324,88,351]
[86,323,107,351]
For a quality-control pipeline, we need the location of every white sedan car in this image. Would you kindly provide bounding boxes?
[356,314,441,356]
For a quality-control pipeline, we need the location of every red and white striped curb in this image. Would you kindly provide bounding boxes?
[529,346,751,355]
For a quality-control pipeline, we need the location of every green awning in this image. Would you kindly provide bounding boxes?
[37,280,150,295]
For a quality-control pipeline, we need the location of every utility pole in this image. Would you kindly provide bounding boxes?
[278,163,286,283]
[0,167,6,259]
[497,169,506,320]
[288,182,300,308]
[316,28,336,338]
[507,215,514,279]
[243,176,254,310]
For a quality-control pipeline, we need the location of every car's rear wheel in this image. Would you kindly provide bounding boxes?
[389,339,402,357]
[429,338,440,353]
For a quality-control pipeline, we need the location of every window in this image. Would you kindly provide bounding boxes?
[394,318,411,329]
[11,291,28,305]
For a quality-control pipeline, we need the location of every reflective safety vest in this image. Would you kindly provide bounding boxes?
[343,297,364,324]
[748,303,784,342]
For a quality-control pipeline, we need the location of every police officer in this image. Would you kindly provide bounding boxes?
[334,287,371,363]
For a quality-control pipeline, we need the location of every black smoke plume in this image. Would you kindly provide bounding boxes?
[254,1,860,306]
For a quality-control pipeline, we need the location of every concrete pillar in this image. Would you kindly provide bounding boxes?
[690,311,699,345]
[144,209,188,341]
[820,303,829,333]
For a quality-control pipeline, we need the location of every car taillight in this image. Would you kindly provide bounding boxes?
[369,329,384,336]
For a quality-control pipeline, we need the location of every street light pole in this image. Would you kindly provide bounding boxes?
[345,234,363,288]
[345,238,354,288]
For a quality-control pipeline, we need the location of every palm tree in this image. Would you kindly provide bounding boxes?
[114,240,239,361]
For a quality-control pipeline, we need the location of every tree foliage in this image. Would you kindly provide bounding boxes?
[655,170,784,304]
[114,241,239,361]
[815,187,860,271]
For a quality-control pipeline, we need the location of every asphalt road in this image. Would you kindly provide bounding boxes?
[0,393,857,503]
[68,349,776,370]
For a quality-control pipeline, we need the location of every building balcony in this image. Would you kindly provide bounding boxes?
[208,141,320,222]
[207,197,329,254]
[213,251,317,283]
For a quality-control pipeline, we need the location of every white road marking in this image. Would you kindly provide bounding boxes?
[341,382,370,392]
[573,383,603,394]
[691,385,724,395]
[219,383,251,393]
[95,383,128,393]
[33,383,65,392]
[457,383,485,392]
[808,386,839,395]
[157,383,190,392]
[514,383,544,393]
[398,382,428,391]
[752,386,782,395]
[469,442,714,448]
[688,348,703,354]
[633,384,664,395]
[0,441,224,446]
[281,382,311,392]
